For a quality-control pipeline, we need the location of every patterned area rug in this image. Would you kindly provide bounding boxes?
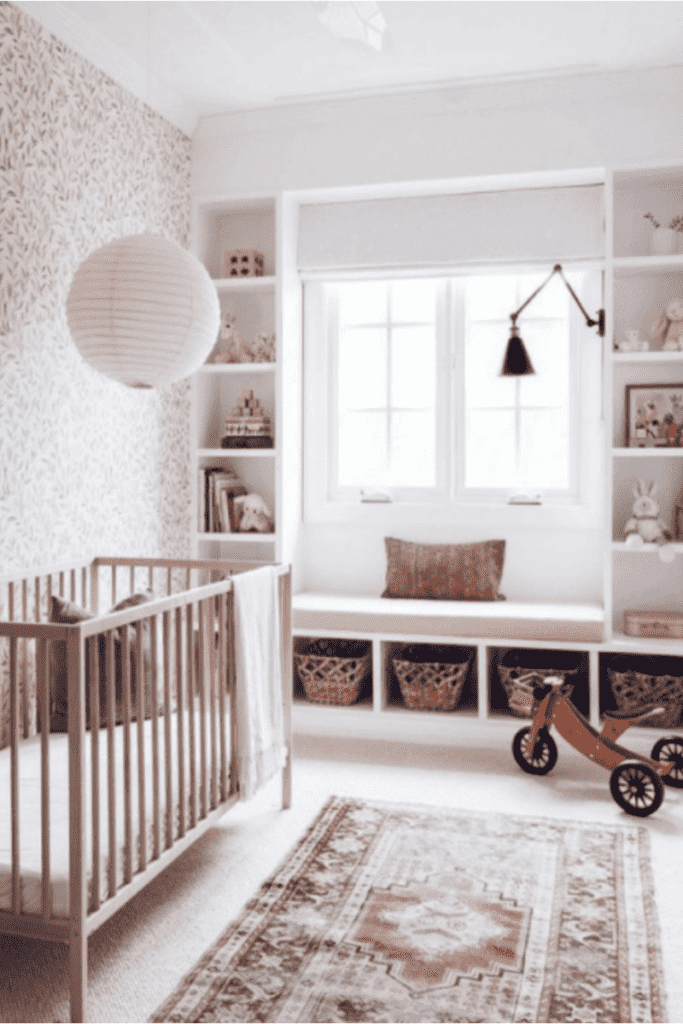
[151,797,666,1023]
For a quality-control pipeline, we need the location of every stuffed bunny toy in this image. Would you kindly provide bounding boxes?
[234,493,274,533]
[624,479,675,562]
[651,299,683,351]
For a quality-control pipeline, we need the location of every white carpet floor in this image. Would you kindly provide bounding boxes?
[1,729,682,1023]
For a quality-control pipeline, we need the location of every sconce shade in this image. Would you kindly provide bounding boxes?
[501,330,535,376]
[66,234,220,388]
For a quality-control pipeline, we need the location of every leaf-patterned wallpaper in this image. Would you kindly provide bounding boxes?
[0,1,193,574]
[0,3,194,745]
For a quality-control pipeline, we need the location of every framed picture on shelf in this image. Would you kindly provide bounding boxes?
[626,383,683,448]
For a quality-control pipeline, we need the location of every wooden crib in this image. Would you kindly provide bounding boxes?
[0,555,292,1023]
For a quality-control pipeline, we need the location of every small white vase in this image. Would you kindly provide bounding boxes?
[650,227,676,255]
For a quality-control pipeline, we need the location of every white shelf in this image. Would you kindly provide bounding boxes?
[612,447,683,457]
[198,448,276,458]
[613,254,683,272]
[613,350,683,362]
[212,275,276,293]
[609,631,683,656]
[612,541,683,553]
[197,362,276,374]
[197,532,276,542]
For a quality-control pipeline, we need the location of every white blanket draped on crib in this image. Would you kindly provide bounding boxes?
[232,566,286,800]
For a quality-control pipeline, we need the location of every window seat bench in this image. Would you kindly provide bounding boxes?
[292,592,605,644]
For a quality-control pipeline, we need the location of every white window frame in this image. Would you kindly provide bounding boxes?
[303,264,604,530]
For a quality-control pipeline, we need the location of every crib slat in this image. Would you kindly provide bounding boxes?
[47,574,52,613]
[21,580,28,738]
[197,600,207,820]
[150,614,160,861]
[82,566,88,608]
[175,606,186,838]
[122,625,132,885]
[130,565,135,596]
[218,592,228,802]
[67,628,87,1024]
[186,602,197,829]
[89,637,100,913]
[148,565,154,590]
[8,581,13,621]
[136,615,147,872]
[38,639,52,919]
[10,637,20,914]
[70,568,76,601]
[228,592,238,796]
[167,567,172,598]
[111,567,117,608]
[59,571,64,597]
[35,576,41,623]
[163,611,172,849]
[207,600,218,811]
[106,630,117,899]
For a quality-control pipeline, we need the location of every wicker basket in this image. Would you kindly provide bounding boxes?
[498,651,580,718]
[393,646,471,711]
[295,640,371,706]
[607,656,683,728]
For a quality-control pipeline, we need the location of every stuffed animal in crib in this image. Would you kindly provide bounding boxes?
[234,493,274,533]
[624,479,675,562]
[650,299,683,351]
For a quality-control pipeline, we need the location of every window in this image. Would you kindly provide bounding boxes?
[334,279,440,492]
[460,272,574,495]
[304,267,601,522]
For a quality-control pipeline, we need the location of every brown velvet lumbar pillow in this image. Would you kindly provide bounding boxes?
[382,537,506,601]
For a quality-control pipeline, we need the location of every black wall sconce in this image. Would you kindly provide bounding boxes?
[501,264,605,377]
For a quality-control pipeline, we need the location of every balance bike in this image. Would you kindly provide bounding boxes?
[512,674,683,816]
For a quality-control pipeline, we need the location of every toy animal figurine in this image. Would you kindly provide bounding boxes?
[624,479,675,562]
[617,329,648,353]
[650,299,683,351]
[234,493,274,533]
[210,313,253,363]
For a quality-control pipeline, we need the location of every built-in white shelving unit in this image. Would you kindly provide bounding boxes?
[192,166,683,741]
[191,196,281,562]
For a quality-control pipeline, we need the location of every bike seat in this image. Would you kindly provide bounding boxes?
[604,703,665,721]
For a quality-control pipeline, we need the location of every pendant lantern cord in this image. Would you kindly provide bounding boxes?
[510,263,605,336]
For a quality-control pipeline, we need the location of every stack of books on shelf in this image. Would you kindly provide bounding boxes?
[221,389,273,448]
[199,465,247,533]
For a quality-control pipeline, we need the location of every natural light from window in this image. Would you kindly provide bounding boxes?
[464,272,571,491]
[336,279,438,488]
[318,268,580,502]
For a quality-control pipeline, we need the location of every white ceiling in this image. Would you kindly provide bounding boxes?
[15,1,683,135]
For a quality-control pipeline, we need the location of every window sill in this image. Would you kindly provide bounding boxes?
[304,499,602,530]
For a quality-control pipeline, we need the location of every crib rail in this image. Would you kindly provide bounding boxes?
[0,557,292,1023]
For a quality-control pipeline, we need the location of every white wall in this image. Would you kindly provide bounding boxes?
[192,65,683,603]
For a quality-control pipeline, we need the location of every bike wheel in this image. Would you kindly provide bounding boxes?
[651,736,683,788]
[512,727,558,775]
[610,761,664,817]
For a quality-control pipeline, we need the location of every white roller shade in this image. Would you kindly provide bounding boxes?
[298,185,604,272]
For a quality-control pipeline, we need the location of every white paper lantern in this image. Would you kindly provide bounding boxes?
[66,234,220,388]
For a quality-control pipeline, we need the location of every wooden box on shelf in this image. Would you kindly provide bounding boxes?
[223,249,264,278]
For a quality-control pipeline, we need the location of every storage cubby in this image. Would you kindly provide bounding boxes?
[613,168,683,259]
[599,651,683,728]
[384,642,477,714]
[292,636,373,708]
[488,647,590,719]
